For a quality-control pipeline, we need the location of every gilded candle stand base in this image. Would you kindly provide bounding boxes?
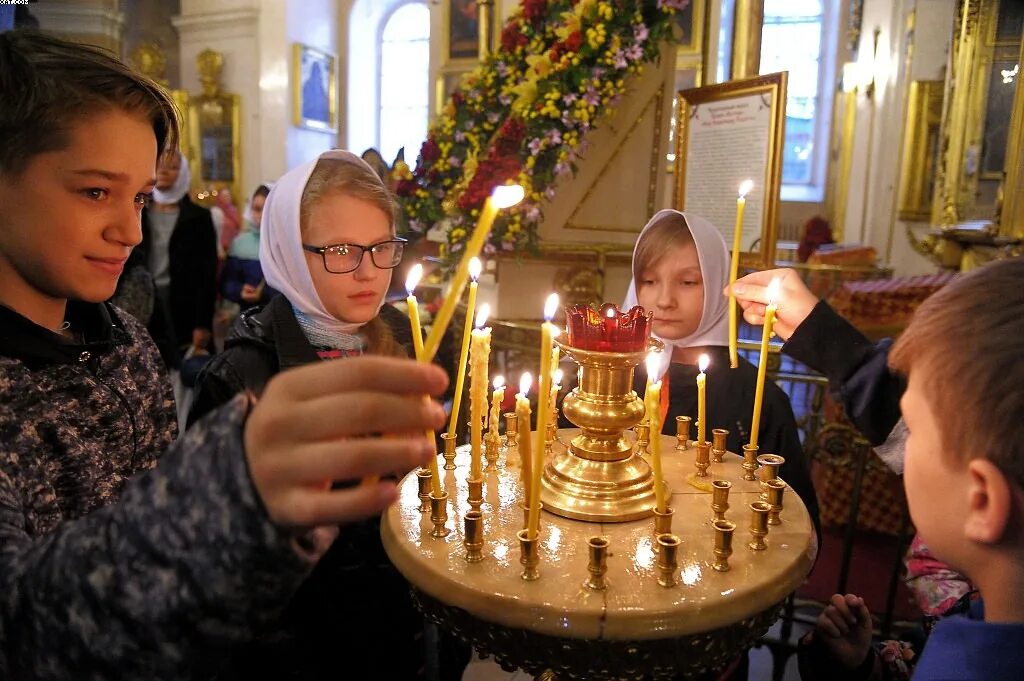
[442,433,458,471]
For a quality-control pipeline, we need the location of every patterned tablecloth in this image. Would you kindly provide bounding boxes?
[827,272,958,332]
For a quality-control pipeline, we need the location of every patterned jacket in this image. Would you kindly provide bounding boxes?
[0,301,312,679]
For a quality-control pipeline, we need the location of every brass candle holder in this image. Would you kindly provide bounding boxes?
[467,476,484,512]
[544,419,557,451]
[712,520,736,572]
[464,510,484,563]
[711,479,731,521]
[757,454,785,498]
[484,437,500,472]
[711,429,729,463]
[430,490,450,538]
[519,501,543,531]
[416,469,432,513]
[741,444,759,481]
[695,441,711,477]
[675,415,692,450]
[653,505,674,539]
[766,479,786,525]
[517,528,540,581]
[503,412,518,448]
[441,433,458,470]
[584,536,609,590]
[748,501,770,550]
[634,421,651,457]
[655,533,680,587]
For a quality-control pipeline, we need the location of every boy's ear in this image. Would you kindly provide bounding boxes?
[964,459,1013,545]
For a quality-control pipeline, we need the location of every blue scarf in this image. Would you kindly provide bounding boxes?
[292,305,366,353]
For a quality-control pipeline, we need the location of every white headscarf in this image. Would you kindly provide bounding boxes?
[622,209,730,380]
[259,149,385,335]
[152,151,192,205]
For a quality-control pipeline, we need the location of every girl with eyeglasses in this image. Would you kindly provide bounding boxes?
[188,150,466,679]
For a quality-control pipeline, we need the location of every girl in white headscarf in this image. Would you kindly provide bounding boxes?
[624,210,819,529]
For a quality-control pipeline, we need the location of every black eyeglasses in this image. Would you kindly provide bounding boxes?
[302,237,407,274]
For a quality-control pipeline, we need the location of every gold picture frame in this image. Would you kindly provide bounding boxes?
[672,0,705,58]
[444,0,498,67]
[292,43,337,132]
[673,72,787,269]
[897,81,943,221]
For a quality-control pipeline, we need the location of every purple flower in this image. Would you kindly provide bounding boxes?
[593,67,607,79]
[449,156,462,168]
[584,89,601,107]
[555,161,571,176]
[657,0,691,10]
[483,242,497,255]
[502,240,516,251]
[487,111,501,124]
[496,61,509,76]
[545,129,562,144]
[626,44,644,62]
[455,130,466,142]
[434,188,445,198]
[562,92,578,105]
[612,50,629,69]
[634,24,649,42]
[526,204,542,221]
[544,187,557,200]
[528,137,544,154]
[499,93,512,105]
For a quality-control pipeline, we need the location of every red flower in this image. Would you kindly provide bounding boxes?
[451,90,465,106]
[458,155,521,210]
[395,178,417,197]
[501,22,528,51]
[494,116,526,156]
[419,138,440,164]
[523,0,548,27]
[565,30,583,53]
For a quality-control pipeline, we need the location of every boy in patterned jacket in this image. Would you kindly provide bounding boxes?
[0,30,446,679]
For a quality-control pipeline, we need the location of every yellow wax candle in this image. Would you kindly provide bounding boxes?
[527,293,560,540]
[548,368,563,424]
[729,180,753,369]
[697,353,709,445]
[422,185,523,362]
[446,257,482,439]
[468,304,492,479]
[488,376,505,442]
[750,278,781,448]
[516,373,533,489]
[645,351,668,513]
[405,264,441,496]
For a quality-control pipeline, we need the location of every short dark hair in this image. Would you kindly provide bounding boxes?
[0,29,179,178]
[890,257,1024,487]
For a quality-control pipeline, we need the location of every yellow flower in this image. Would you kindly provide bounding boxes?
[510,79,538,114]
[555,13,582,40]
[526,53,553,79]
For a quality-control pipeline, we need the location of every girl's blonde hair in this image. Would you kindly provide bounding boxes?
[632,213,695,283]
[300,156,404,358]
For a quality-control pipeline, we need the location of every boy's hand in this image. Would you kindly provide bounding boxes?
[243,356,448,529]
[815,593,873,669]
[241,284,260,303]
[724,268,818,341]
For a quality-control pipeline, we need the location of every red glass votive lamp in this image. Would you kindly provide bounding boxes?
[565,303,652,352]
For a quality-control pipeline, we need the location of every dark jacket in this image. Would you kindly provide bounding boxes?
[136,196,218,356]
[0,301,311,679]
[221,255,276,309]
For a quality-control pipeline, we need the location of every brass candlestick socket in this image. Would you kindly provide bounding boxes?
[675,415,692,450]
[757,454,785,498]
[766,479,787,525]
[517,528,540,581]
[463,510,484,563]
[484,437,500,472]
[741,444,759,481]
[520,501,543,530]
[545,419,557,443]
[748,501,770,550]
[695,441,711,477]
[416,469,432,514]
[655,533,681,587]
[711,429,729,463]
[653,505,674,539]
[503,412,518,448]
[711,479,731,521]
[441,433,458,471]
[584,536,609,590]
[467,476,484,512]
[429,491,450,538]
[634,421,650,456]
[712,520,736,572]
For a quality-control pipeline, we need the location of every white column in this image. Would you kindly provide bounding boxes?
[32,0,125,53]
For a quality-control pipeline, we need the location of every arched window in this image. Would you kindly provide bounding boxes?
[379,2,430,164]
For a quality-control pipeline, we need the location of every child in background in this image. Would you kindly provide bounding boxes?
[220,183,277,312]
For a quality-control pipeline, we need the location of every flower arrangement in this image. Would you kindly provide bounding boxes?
[394,0,690,267]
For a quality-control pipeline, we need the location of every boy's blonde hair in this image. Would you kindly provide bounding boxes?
[889,258,1024,485]
[633,213,695,283]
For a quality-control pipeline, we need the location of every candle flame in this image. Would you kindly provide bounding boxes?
[645,350,662,380]
[475,302,491,328]
[552,368,564,385]
[698,353,710,373]
[605,306,616,318]
[491,184,525,209]
[767,278,782,306]
[469,257,482,281]
[493,375,506,390]
[519,372,533,395]
[543,293,560,321]
[738,179,754,198]
[404,263,423,295]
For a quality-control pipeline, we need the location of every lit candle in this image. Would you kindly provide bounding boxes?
[405,263,441,496]
[469,303,492,479]
[516,372,533,489]
[750,278,781,448]
[697,353,710,445]
[488,375,506,443]
[422,185,524,362]
[548,368,563,424]
[527,293,560,540]
[645,351,668,513]
[446,257,482,439]
[729,180,753,369]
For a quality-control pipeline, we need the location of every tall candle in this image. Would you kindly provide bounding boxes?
[527,293,560,540]
[488,375,506,443]
[548,368,563,424]
[469,304,492,479]
[516,373,533,489]
[422,185,523,362]
[405,264,441,496]
[750,278,781,448]
[446,257,482,439]
[697,353,709,445]
[645,351,668,513]
[729,180,754,369]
